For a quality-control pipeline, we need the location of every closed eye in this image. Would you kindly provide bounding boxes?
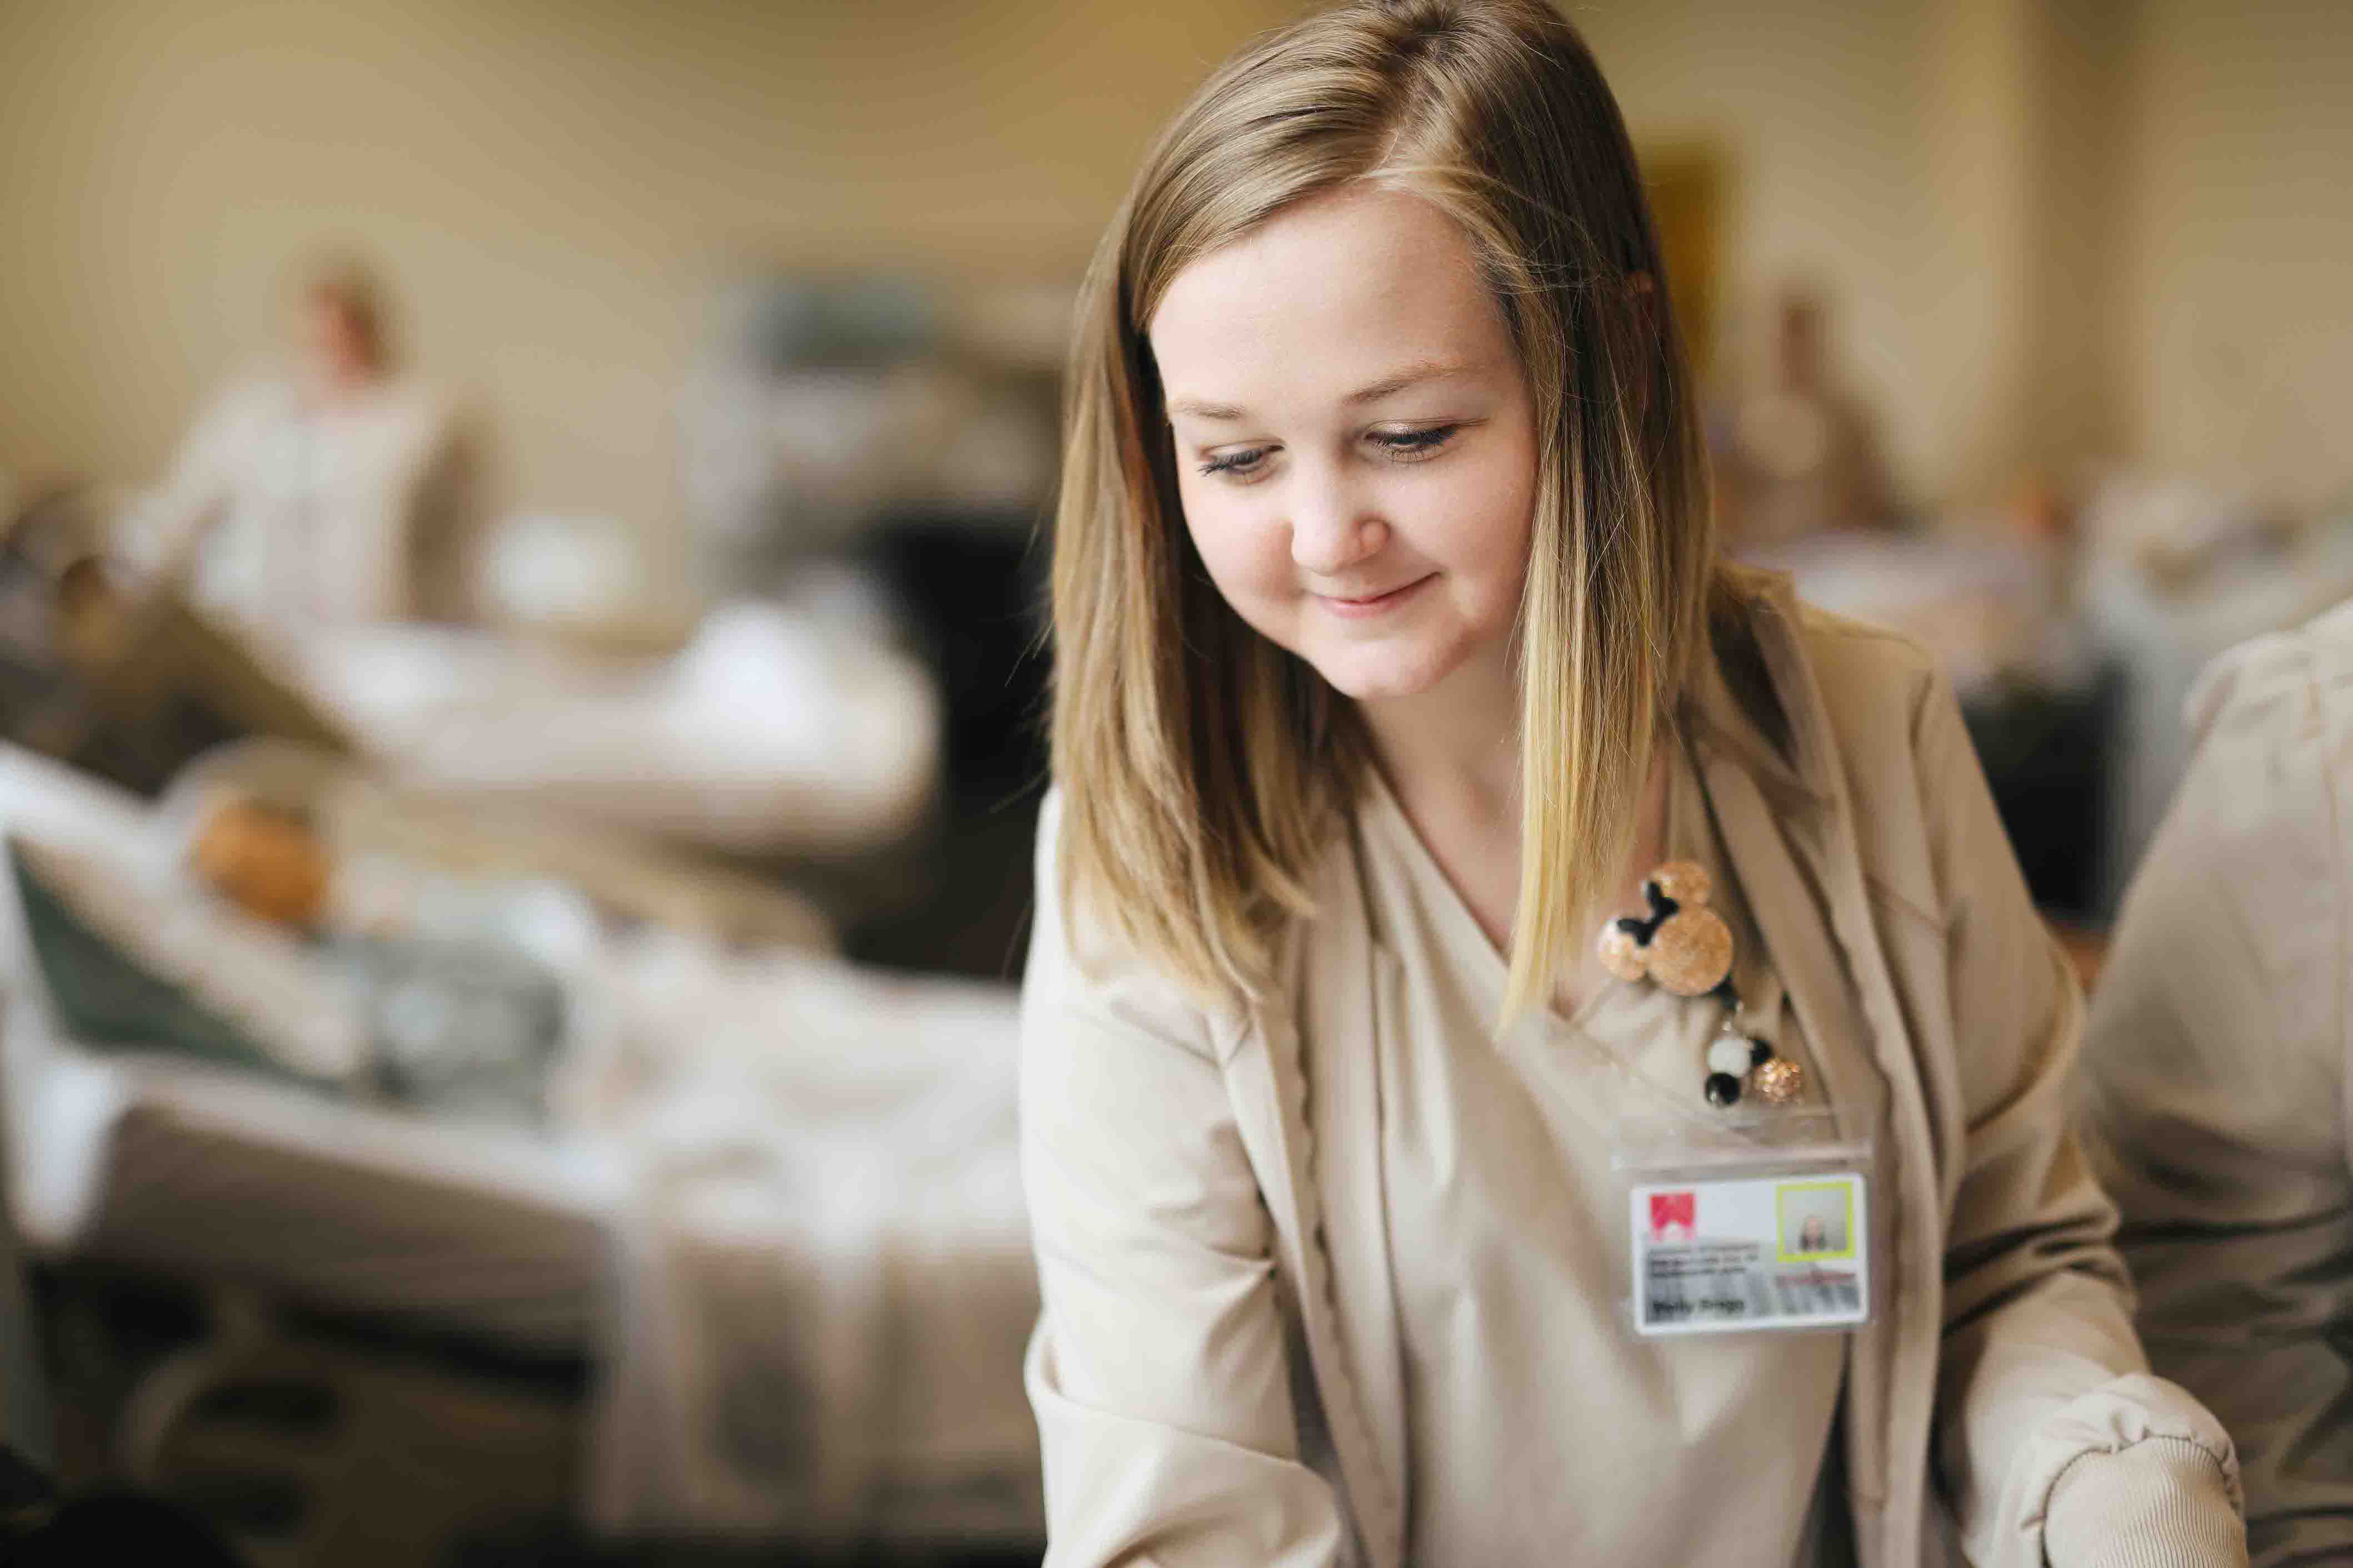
[1199,445,1275,481]
[1369,423,1463,461]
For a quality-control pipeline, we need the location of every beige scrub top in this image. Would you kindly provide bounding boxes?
[1355,739,1846,1566]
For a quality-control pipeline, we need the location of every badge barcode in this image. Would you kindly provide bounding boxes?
[1639,1264,1862,1326]
[1769,1272,1862,1317]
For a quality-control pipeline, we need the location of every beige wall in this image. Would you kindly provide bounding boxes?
[0,0,1306,547]
[1589,0,2353,512]
[1579,0,1980,504]
[2118,0,2353,509]
[2,0,2347,542]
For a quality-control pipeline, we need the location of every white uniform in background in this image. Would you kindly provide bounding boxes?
[127,371,464,649]
[2077,598,2353,1568]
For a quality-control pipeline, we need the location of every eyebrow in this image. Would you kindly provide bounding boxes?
[1164,357,1480,422]
[1343,357,1478,406]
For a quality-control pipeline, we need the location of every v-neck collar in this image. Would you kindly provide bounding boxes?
[1353,745,1695,1040]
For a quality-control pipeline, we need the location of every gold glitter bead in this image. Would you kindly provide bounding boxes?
[1596,922,1649,982]
[1751,1056,1804,1105]
[1646,907,1733,996]
[1651,859,1713,907]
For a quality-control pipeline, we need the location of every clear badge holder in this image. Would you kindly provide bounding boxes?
[1503,980,1887,1340]
[1611,1097,1882,1339]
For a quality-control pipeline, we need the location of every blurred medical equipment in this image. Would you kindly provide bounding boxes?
[679,273,1061,593]
[1745,477,2353,921]
[2077,475,2353,913]
[0,484,348,797]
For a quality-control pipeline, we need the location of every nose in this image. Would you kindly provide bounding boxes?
[1286,462,1389,577]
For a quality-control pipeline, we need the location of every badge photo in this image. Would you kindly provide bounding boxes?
[1628,1169,1870,1337]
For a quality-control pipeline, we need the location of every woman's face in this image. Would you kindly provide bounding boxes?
[296,296,377,392]
[1149,185,1539,706]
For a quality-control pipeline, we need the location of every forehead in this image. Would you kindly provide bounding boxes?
[1148,185,1513,408]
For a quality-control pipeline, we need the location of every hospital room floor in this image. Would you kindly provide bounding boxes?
[454,1539,1040,1566]
[38,1253,1046,1566]
[443,1525,1040,1566]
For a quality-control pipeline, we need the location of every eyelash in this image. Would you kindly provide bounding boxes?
[1197,424,1465,480]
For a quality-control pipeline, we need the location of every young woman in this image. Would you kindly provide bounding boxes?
[128,256,476,647]
[1021,3,2246,1563]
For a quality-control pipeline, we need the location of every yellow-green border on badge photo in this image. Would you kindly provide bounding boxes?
[1775,1179,1857,1263]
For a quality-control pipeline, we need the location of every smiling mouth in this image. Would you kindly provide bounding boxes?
[1316,575,1435,617]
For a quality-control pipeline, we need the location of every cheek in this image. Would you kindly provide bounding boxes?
[1406,446,1539,593]
[1482,432,1542,591]
[1178,485,1289,607]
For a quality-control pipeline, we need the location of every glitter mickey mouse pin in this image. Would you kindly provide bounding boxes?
[1596,860,1804,1108]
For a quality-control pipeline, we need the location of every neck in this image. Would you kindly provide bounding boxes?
[301,362,381,408]
[1354,641,1523,832]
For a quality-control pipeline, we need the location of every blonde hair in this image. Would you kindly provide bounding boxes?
[1050,0,1718,1021]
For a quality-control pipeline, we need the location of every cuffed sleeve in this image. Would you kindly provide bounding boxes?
[2045,1420,2247,1568]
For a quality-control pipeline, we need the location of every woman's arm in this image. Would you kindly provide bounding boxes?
[1902,671,2245,1567]
[116,381,249,582]
[1021,794,1347,1568]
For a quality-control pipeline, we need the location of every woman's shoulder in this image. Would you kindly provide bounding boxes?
[1712,569,1975,925]
[198,368,303,432]
[1025,787,1240,1066]
[1713,566,1950,788]
[2183,593,2353,753]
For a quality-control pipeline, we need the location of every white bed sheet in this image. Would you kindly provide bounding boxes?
[0,747,1042,1540]
[289,604,943,860]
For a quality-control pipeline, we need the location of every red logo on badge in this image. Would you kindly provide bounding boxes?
[1649,1191,1696,1241]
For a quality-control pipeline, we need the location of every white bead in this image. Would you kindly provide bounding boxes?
[1707,1033,1753,1076]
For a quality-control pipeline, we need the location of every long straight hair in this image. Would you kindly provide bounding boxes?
[1050,0,1719,1022]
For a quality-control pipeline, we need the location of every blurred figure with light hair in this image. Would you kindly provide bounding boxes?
[1714,281,1897,547]
[124,253,477,652]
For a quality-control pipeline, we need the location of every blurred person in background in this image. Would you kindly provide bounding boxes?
[1713,282,1898,548]
[2077,600,2353,1567]
[1023,2,2244,1565]
[122,254,478,653]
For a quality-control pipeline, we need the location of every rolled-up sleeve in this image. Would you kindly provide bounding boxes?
[1021,793,1345,1568]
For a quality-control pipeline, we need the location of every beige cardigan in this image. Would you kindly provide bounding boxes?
[2077,599,2353,1567]
[1022,571,2241,1567]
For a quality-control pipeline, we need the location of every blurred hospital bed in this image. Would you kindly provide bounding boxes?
[0,743,1041,1565]
[35,474,945,882]
[288,601,941,865]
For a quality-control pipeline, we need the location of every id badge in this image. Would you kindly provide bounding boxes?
[1614,1105,1877,1339]
[1629,1170,1868,1335]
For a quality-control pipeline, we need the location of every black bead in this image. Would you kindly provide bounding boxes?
[1703,1071,1743,1107]
[1749,1038,1775,1067]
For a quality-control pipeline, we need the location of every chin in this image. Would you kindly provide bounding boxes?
[1303,638,1464,704]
